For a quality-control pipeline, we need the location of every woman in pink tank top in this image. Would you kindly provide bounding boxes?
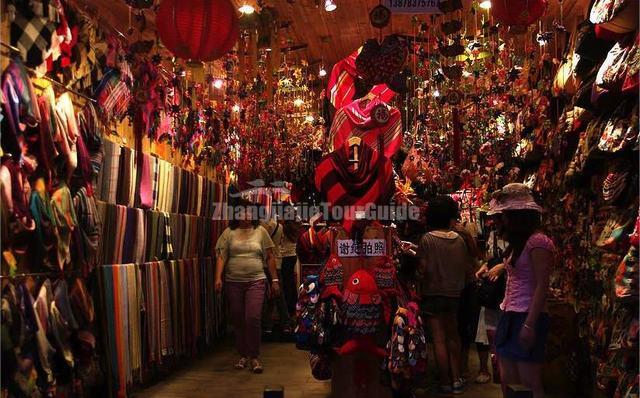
[490,184,555,398]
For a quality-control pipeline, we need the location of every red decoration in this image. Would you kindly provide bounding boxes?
[156,0,239,61]
[452,107,462,166]
[491,0,547,30]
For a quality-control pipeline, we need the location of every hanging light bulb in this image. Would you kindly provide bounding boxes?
[232,104,241,112]
[324,0,337,12]
[432,89,440,98]
[479,0,491,9]
[319,66,327,77]
[294,98,304,107]
[239,4,255,14]
[213,79,224,89]
[305,115,315,123]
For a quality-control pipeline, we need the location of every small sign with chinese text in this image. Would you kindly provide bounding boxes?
[385,0,441,14]
[336,239,386,257]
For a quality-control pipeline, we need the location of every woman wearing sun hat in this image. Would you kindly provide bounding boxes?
[491,183,556,398]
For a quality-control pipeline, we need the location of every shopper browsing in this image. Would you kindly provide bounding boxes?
[491,184,555,398]
[214,203,280,373]
[280,219,302,316]
[418,196,476,396]
[261,216,292,336]
[473,203,508,385]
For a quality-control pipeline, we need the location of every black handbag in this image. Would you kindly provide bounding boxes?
[476,236,506,309]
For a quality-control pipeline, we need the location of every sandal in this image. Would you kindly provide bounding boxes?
[234,357,249,370]
[250,358,263,374]
[475,371,491,384]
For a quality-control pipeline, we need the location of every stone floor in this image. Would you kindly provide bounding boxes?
[133,339,504,398]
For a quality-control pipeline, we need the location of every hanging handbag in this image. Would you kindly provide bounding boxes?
[596,35,636,92]
[574,75,597,111]
[595,206,635,250]
[598,100,638,153]
[475,235,506,310]
[614,248,639,302]
[554,29,580,96]
[590,0,639,35]
[575,20,614,62]
[553,52,578,96]
[621,33,640,94]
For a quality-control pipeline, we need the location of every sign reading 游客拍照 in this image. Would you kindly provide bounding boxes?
[337,239,386,257]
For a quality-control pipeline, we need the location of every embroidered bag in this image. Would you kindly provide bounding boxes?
[590,0,639,35]
[295,275,321,350]
[385,302,427,384]
[598,101,638,152]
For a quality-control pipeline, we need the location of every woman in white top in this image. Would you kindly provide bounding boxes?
[215,205,279,373]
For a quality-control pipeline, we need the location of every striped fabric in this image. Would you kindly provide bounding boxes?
[127,150,137,207]
[196,175,203,216]
[136,153,153,209]
[99,264,139,397]
[134,209,146,264]
[115,148,129,206]
[113,205,127,265]
[163,212,174,260]
[154,158,163,211]
[151,155,159,209]
[106,143,121,205]
[329,96,402,159]
[314,140,394,232]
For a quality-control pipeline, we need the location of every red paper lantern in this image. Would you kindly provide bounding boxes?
[491,0,548,30]
[156,0,239,62]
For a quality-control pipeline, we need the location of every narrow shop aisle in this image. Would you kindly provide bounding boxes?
[133,341,331,398]
[134,340,504,398]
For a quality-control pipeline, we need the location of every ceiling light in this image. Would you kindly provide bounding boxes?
[213,79,224,89]
[432,89,440,98]
[239,4,255,14]
[479,0,491,9]
[324,0,337,12]
[232,104,241,112]
[294,98,304,107]
[319,67,327,77]
[305,115,315,123]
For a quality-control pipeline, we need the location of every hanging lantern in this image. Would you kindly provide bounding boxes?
[491,0,547,31]
[156,0,239,61]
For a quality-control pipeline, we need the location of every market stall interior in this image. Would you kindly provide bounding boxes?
[0,0,638,397]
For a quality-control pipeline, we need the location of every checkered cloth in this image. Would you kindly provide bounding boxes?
[11,12,56,68]
[94,70,132,122]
